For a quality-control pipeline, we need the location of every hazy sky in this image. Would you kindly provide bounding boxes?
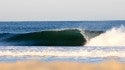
[0,0,125,21]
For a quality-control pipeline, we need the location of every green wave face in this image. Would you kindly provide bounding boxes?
[2,29,86,46]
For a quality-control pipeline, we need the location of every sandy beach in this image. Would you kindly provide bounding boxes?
[0,61,124,70]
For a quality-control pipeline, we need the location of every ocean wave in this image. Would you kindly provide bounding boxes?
[86,26,125,46]
[0,29,87,46]
[1,26,124,46]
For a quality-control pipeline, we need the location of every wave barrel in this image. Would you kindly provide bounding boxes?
[3,29,86,46]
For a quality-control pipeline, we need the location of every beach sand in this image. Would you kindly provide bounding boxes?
[0,61,125,70]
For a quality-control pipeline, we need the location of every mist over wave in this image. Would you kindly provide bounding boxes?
[86,26,125,46]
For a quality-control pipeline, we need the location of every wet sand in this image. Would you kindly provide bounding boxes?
[0,61,125,70]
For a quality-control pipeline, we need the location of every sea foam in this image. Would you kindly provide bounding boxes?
[85,26,125,46]
[0,47,124,58]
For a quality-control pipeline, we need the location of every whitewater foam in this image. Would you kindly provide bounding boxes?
[85,26,125,46]
[0,47,124,58]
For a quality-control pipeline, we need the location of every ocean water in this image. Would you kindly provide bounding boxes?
[0,21,125,62]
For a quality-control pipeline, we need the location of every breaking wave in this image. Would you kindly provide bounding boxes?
[0,29,103,46]
[86,26,125,46]
[0,26,124,46]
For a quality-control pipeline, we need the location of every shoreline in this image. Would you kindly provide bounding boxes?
[0,60,125,70]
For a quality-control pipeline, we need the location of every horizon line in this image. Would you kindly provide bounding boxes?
[0,20,125,22]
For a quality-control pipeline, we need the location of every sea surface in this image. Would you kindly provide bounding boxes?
[0,21,125,63]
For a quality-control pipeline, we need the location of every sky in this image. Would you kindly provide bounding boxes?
[0,0,125,21]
